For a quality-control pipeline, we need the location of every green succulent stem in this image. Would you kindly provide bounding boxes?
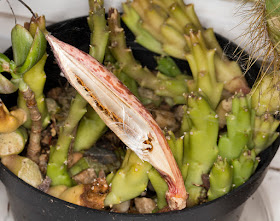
[122,2,163,54]
[183,94,219,207]
[253,114,279,155]
[155,56,183,77]
[108,8,188,104]
[69,156,118,177]
[218,95,254,161]
[147,168,168,209]
[47,93,87,186]
[232,149,259,188]
[104,149,152,206]
[88,0,109,63]
[17,54,50,129]
[167,131,184,169]
[207,156,233,201]
[74,105,107,152]
[122,0,249,94]
[185,31,223,109]
[251,73,280,115]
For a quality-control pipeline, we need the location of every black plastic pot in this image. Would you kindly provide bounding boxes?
[0,16,279,221]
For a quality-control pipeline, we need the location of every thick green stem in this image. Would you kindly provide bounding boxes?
[232,149,259,188]
[148,168,168,209]
[122,2,163,54]
[74,106,107,152]
[17,54,50,129]
[166,131,184,169]
[207,156,233,201]
[155,56,183,77]
[218,95,254,161]
[185,31,223,109]
[123,0,249,94]
[69,156,118,177]
[251,73,280,115]
[88,0,109,63]
[108,8,188,104]
[253,114,279,154]
[131,0,167,43]
[104,149,152,206]
[183,94,219,207]
[47,93,87,186]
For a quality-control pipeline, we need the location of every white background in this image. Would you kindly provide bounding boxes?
[0,0,279,220]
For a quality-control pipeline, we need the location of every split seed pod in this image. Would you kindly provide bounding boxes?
[45,34,187,210]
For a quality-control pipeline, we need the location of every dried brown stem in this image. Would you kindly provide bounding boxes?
[22,86,42,164]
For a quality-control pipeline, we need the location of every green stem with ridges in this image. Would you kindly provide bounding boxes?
[147,167,168,209]
[69,156,119,177]
[184,94,219,207]
[218,95,254,161]
[207,156,233,201]
[88,0,109,63]
[168,3,196,33]
[74,106,107,152]
[180,105,192,136]
[131,0,167,43]
[160,23,188,60]
[166,131,184,169]
[108,9,188,104]
[122,2,163,54]
[155,56,182,77]
[17,54,50,128]
[47,93,87,186]
[232,148,259,188]
[253,114,279,155]
[251,73,280,115]
[104,149,152,206]
[124,0,249,94]
[185,31,223,109]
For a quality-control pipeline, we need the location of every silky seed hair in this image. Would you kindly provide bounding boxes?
[235,0,280,112]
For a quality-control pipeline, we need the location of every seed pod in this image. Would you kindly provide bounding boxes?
[46,34,187,210]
